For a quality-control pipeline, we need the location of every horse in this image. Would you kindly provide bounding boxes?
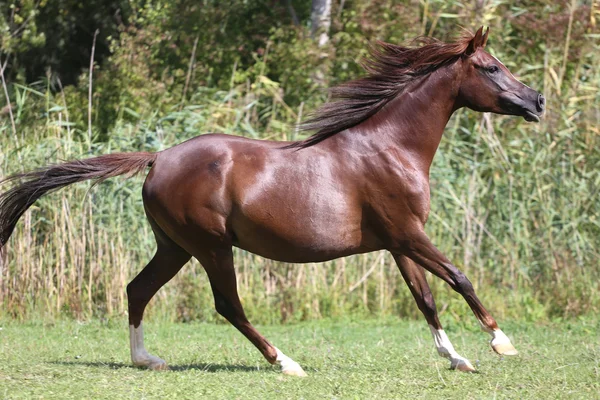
[0,27,545,375]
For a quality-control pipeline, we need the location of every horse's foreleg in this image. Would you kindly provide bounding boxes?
[127,245,191,370]
[401,233,517,356]
[198,247,307,377]
[393,254,475,371]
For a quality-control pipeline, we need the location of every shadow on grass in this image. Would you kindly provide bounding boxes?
[49,361,272,373]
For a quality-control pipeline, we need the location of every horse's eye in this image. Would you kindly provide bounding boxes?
[487,65,499,74]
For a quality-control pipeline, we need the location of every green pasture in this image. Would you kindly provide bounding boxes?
[1,318,598,399]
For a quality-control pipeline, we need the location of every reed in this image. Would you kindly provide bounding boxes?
[0,5,598,324]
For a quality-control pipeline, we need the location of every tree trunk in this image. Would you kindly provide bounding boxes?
[282,0,300,26]
[311,0,332,47]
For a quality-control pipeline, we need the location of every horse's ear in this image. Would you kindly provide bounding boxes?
[481,27,490,48]
[466,26,485,56]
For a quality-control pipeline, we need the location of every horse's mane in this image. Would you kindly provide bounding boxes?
[287,31,475,149]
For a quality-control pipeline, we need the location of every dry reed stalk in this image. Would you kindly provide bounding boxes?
[558,0,577,89]
[88,29,99,142]
[0,55,18,148]
[181,34,200,108]
[348,251,384,292]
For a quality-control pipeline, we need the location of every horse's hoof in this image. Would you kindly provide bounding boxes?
[133,355,169,371]
[492,342,518,356]
[282,368,307,377]
[489,330,518,356]
[148,360,169,371]
[275,347,307,377]
[451,358,476,372]
[282,365,308,377]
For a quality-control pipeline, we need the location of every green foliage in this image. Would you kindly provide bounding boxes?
[0,1,599,323]
[0,0,45,55]
[1,0,133,84]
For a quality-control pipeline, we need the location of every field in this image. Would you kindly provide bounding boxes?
[1,317,598,399]
[1,2,599,399]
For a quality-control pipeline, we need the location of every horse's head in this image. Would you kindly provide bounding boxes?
[458,27,545,122]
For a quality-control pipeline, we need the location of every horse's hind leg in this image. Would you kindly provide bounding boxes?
[393,255,475,372]
[196,247,307,377]
[127,221,191,370]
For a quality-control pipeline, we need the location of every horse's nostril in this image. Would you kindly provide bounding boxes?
[537,94,545,111]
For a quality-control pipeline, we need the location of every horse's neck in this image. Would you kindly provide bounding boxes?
[334,62,462,173]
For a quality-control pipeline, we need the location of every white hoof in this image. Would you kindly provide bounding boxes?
[492,342,518,356]
[450,356,476,372]
[132,353,169,371]
[282,363,308,377]
[275,347,307,377]
[490,330,518,356]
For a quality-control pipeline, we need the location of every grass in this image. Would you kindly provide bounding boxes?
[0,317,598,399]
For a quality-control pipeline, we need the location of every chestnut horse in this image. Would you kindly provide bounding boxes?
[0,27,544,374]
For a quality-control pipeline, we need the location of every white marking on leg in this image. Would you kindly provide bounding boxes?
[490,329,511,346]
[428,325,475,371]
[275,347,307,377]
[129,323,168,370]
[478,321,518,355]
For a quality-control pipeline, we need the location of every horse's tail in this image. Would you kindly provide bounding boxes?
[0,152,157,251]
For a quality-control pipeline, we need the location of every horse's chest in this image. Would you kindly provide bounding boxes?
[363,168,431,235]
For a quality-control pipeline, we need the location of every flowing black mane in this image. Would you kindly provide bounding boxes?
[287,31,476,149]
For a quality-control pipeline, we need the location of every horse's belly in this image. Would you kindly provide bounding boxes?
[226,145,380,262]
[231,207,372,263]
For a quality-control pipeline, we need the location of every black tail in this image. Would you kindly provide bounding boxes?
[0,152,157,250]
